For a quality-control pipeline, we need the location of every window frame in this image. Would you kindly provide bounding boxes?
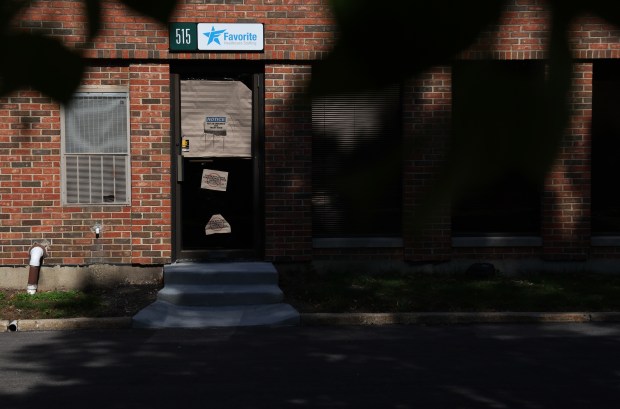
[60,86,131,206]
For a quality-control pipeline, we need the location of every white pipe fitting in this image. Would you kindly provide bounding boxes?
[29,245,45,267]
[27,244,48,295]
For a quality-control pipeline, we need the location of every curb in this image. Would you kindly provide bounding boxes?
[3,312,620,332]
[300,312,620,326]
[3,317,132,332]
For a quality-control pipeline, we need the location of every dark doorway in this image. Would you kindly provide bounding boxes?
[172,68,264,260]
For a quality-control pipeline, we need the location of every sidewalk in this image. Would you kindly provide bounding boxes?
[4,311,620,332]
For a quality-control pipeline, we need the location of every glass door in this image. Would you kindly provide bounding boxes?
[173,73,263,260]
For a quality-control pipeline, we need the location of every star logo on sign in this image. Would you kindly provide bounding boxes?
[203,26,226,45]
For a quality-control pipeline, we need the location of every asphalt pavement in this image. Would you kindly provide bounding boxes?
[1,323,619,408]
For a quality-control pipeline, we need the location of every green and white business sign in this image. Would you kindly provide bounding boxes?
[169,23,264,52]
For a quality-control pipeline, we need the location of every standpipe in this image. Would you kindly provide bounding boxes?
[27,243,48,295]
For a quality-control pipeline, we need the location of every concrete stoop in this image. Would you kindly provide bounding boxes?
[132,262,300,329]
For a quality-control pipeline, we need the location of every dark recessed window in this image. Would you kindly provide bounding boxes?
[451,61,544,236]
[312,85,403,238]
[592,61,620,234]
[451,171,542,236]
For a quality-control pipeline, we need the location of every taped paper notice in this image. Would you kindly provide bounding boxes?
[201,169,228,191]
[205,214,231,235]
[180,80,252,157]
[204,116,227,136]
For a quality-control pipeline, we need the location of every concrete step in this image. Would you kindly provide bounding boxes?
[163,262,278,285]
[157,284,284,306]
[132,300,300,329]
[131,261,300,329]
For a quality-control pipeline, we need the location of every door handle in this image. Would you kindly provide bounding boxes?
[177,155,183,182]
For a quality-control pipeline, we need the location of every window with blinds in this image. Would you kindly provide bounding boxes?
[61,92,130,205]
[312,85,403,238]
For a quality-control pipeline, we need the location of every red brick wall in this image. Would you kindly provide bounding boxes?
[569,14,620,59]
[462,0,550,60]
[463,0,620,60]
[0,65,171,266]
[403,67,453,262]
[129,64,172,265]
[16,0,336,61]
[3,0,620,267]
[542,62,592,261]
[264,64,312,262]
[0,90,60,265]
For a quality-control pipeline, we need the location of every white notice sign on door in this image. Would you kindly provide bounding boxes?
[201,169,228,191]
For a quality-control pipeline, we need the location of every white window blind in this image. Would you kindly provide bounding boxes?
[62,92,130,205]
[312,85,403,238]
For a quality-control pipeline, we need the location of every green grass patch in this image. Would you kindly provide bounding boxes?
[2,290,101,319]
[279,270,620,313]
[3,271,620,319]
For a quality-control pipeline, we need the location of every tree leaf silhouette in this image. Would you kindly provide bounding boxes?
[0,33,84,102]
[0,0,177,102]
[567,0,620,26]
[311,0,620,233]
[310,0,503,96]
[120,0,178,25]
[83,0,102,39]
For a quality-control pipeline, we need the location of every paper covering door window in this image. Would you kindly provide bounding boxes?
[180,80,252,157]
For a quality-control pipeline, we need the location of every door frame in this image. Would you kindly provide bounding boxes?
[170,65,265,261]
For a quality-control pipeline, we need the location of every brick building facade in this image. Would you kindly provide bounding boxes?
[1,0,620,288]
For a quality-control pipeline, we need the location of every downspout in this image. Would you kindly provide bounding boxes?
[27,242,48,295]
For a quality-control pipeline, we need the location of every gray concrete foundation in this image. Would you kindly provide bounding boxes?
[0,264,163,290]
